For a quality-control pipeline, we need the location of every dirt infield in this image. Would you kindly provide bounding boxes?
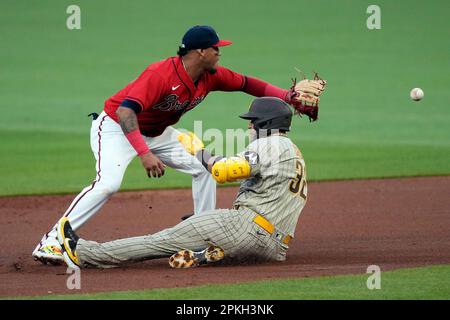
[1,176,449,297]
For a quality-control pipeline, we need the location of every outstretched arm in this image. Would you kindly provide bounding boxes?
[211,67,289,101]
[213,67,326,121]
[177,131,253,184]
[196,150,251,184]
[195,149,223,173]
[242,76,290,101]
[242,75,327,122]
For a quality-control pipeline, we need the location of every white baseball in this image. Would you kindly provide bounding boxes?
[410,88,424,101]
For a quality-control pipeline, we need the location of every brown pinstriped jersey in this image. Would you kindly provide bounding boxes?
[234,135,307,236]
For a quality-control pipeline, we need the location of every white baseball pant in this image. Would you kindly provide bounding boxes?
[39,111,216,244]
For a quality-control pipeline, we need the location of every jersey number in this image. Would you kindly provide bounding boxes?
[289,160,307,200]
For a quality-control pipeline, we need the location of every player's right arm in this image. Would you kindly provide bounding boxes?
[116,69,167,178]
[116,106,165,178]
[195,149,259,184]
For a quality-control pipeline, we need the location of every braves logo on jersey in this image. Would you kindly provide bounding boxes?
[190,96,205,109]
[153,94,205,112]
[153,94,188,112]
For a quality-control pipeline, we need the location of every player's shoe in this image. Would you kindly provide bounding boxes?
[169,245,225,268]
[32,238,64,265]
[56,217,80,270]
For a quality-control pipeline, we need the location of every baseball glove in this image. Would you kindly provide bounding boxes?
[286,72,327,122]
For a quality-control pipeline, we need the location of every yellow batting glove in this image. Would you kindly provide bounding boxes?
[226,157,250,181]
[212,157,251,184]
[177,131,205,155]
[212,159,228,184]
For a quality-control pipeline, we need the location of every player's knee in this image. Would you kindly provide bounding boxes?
[96,179,121,196]
[99,186,118,197]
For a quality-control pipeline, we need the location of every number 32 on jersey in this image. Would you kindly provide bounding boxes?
[288,159,307,201]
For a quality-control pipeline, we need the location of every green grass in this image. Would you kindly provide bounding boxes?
[1,0,450,195]
[10,265,450,300]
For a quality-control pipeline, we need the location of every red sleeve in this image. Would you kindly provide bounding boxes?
[211,67,289,102]
[125,70,166,111]
[210,66,246,91]
[243,76,289,101]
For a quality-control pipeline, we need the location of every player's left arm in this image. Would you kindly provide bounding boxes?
[212,66,327,121]
[176,131,258,184]
[198,150,259,184]
[211,66,300,101]
[211,66,288,99]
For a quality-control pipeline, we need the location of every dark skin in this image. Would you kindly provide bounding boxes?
[116,46,221,178]
[181,46,221,82]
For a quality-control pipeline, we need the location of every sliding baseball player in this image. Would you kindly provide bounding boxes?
[56,97,315,269]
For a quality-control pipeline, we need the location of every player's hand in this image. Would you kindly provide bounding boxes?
[139,152,166,178]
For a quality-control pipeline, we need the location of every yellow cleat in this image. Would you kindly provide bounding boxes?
[56,218,80,270]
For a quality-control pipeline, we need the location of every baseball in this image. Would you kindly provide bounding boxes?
[410,88,424,101]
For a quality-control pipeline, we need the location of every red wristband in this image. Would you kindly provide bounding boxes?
[125,129,150,156]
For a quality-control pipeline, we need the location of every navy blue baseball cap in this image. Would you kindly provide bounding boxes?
[180,25,232,50]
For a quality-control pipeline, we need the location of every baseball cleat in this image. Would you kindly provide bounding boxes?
[56,217,80,270]
[32,241,64,265]
[169,245,225,268]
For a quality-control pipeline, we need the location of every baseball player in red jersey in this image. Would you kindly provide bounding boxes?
[32,25,326,265]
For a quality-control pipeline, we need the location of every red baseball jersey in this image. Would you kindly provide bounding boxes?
[104,56,246,137]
